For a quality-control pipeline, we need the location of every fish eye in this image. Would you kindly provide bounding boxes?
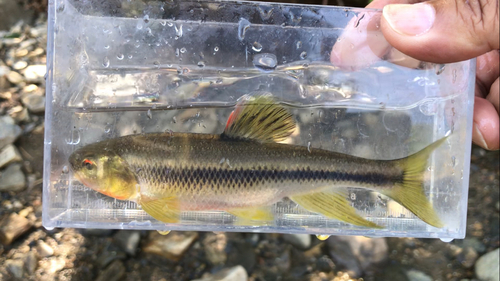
[82,159,96,171]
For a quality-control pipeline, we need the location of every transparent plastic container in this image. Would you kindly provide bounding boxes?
[43,0,475,239]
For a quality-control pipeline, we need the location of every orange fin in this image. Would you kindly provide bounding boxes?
[140,196,180,223]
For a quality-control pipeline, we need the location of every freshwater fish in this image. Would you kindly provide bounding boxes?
[69,95,446,228]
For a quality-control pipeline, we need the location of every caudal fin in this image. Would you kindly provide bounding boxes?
[382,137,449,228]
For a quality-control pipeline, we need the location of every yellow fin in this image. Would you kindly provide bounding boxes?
[227,207,274,225]
[140,196,180,223]
[223,95,296,143]
[291,191,382,228]
[382,137,448,228]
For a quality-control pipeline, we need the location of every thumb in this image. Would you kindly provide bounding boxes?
[381,0,499,63]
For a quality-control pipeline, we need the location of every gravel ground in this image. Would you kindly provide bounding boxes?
[0,4,499,281]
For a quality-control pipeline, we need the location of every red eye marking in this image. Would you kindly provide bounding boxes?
[83,159,94,165]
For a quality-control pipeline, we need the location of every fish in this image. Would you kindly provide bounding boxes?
[69,95,446,228]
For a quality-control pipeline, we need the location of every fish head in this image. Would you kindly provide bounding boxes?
[69,144,138,200]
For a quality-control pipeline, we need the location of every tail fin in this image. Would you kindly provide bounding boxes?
[382,137,449,228]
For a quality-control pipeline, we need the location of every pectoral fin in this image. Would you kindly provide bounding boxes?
[291,191,382,228]
[227,207,274,225]
[140,196,180,223]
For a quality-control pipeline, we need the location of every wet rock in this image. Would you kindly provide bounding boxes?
[0,212,32,245]
[283,234,311,250]
[475,248,500,281]
[406,269,432,281]
[458,247,478,268]
[8,105,30,123]
[0,116,22,149]
[327,236,388,278]
[96,248,127,269]
[0,144,22,169]
[21,93,45,113]
[22,65,46,83]
[113,230,141,256]
[203,232,227,265]
[37,240,54,257]
[0,164,26,192]
[13,61,28,70]
[6,259,24,278]
[6,70,24,84]
[143,231,198,261]
[24,251,38,274]
[95,260,126,281]
[192,265,248,281]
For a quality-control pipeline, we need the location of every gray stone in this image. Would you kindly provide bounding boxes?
[459,247,479,268]
[95,260,126,281]
[406,269,432,281]
[327,236,388,278]
[96,249,127,269]
[462,238,487,254]
[0,116,22,149]
[0,164,26,192]
[113,230,141,256]
[37,240,54,257]
[0,212,32,245]
[24,251,38,274]
[21,93,45,113]
[283,234,311,250]
[6,259,24,278]
[191,265,248,281]
[6,70,24,84]
[475,248,500,281]
[143,231,198,261]
[22,65,46,83]
[8,106,30,123]
[0,144,22,169]
[203,232,227,265]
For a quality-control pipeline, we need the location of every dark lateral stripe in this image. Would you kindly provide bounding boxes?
[146,166,401,187]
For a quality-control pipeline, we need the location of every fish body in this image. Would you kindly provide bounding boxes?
[69,96,445,228]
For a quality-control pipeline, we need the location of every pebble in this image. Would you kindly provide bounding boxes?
[37,240,54,257]
[406,269,432,281]
[283,234,311,250]
[458,247,478,268]
[24,251,38,274]
[0,164,26,192]
[21,93,45,113]
[191,265,248,281]
[0,212,32,245]
[96,248,127,269]
[0,116,22,149]
[327,236,388,278]
[475,248,500,281]
[95,260,126,281]
[142,231,198,261]
[8,105,30,123]
[13,60,28,70]
[22,65,46,83]
[5,259,24,278]
[0,144,22,169]
[6,70,24,84]
[113,230,141,256]
[203,232,227,265]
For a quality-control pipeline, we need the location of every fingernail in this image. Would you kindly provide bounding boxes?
[383,3,435,36]
[473,123,489,150]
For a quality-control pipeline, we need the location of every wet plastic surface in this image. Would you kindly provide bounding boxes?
[43,0,475,238]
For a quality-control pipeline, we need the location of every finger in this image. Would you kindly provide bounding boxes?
[381,0,500,63]
[473,96,500,150]
[486,78,499,113]
[476,50,500,98]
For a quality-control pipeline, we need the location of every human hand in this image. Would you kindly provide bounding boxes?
[331,0,499,150]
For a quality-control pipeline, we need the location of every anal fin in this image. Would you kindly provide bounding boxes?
[140,196,180,223]
[291,191,382,228]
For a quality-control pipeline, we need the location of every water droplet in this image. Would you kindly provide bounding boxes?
[252,53,277,71]
[180,47,187,54]
[157,230,171,235]
[102,57,110,68]
[143,15,150,23]
[175,24,183,38]
[316,235,330,241]
[147,109,153,119]
[440,238,454,243]
[104,45,110,49]
[117,54,124,60]
[197,61,205,68]
[214,46,219,52]
[153,61,160,68]
[300,51,307,60]
[296,41,302,49]
[252,42,263,52]
[62,166,69,174]
[136,22,143,30]
[104,124,112,133]
[172,116,177,123]
[307,142,312,153]
[238,18,251,41]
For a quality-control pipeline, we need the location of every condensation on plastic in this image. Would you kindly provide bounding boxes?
[43,0,475,238]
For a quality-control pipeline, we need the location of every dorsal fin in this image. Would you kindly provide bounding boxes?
[222,95,296,143]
